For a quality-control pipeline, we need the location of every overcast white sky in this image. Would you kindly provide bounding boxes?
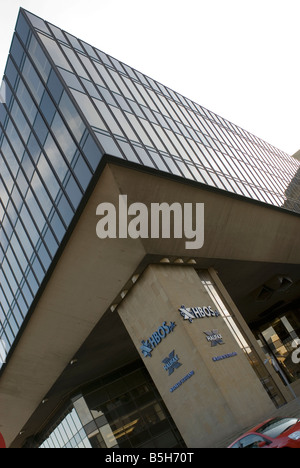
[1,0,300,156]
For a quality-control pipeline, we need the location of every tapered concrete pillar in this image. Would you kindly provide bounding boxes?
[118,265,275,448]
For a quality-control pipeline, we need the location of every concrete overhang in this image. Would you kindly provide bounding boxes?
[1,159,300,447]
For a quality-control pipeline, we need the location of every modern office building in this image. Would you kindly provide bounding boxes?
[0,9,300,448]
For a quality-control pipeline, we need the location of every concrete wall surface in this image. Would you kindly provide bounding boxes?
[118,265,275,448]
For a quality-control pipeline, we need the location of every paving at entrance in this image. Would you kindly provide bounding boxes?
[216,399,300,448]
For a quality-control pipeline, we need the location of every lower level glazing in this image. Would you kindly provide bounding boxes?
[39,361,185,449]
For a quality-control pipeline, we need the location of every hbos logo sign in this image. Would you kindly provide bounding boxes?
[0,339,7,364]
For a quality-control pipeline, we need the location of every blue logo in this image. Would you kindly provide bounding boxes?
[170,371,195,393]
[140,321,176,358]
[162,350,182,376]
[0,82,7,105]
[212,352,237,362]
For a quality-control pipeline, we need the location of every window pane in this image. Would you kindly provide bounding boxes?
[71,90,107,131]
[38,33,72,71]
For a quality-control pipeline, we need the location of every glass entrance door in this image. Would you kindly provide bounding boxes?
[257,312,300,384]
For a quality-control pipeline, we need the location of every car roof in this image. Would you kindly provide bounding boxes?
[228,417,300,447]
[228,420,275,447]
[249,418,275,433]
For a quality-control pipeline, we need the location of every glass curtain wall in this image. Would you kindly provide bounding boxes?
[0,10,102,363]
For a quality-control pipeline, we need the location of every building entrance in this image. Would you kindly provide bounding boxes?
[255,309,300,387]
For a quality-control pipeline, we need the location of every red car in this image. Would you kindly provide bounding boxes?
[228,417,300,448]
[0,433,5,449]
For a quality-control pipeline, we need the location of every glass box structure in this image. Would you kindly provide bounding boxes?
[1,9,300,372]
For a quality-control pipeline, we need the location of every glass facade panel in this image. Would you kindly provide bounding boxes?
[199,272,287,408]
[71,89,107,131]
[40,408,92,449]
[0,10,107,361]
[1,7,300,368]
[38,34,72,72]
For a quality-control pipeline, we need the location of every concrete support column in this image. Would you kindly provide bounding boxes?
[118,264,275,448]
